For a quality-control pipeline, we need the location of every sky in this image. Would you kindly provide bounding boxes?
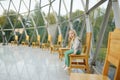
[0,0,120,16]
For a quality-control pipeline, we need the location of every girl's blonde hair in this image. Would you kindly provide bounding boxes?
[68,29,77,40]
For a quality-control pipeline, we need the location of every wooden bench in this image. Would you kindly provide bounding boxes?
[11,35,18,45]
[70,28,120,80]
[50,34,62,53]
[58,39,71,61]
[41,34,52,50]
[22,35,29,46]
[32,35,40,48]
[58,47,70,61]
[69,32,92,73]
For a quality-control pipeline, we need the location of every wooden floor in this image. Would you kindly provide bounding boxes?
[0,45,69,80]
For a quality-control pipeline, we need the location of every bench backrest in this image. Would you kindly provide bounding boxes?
[48,34,52,43]
[57,34,62,45]
[84,32,92,55]
[102,29,120,80]
[26,35,29,41]
[37,35,40,42]
[15,35,18,41]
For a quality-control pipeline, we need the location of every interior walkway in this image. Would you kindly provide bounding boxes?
[0,45,69,80]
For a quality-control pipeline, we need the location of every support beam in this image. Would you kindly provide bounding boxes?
[46,0,51,35]
[81,0,85,10]
[85,15,91,32]
[85,0,89,12]
[81,0,91,33]
[112,1,120,28]
[69,0,73,30]
[79,16,85,39]
[85,0,91,32]
[91,0,112,65]
[37,12,48,44]
[84,0,94,66]
[58,0,62,35]
[87,0,107,14]
[82,1,96,70]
